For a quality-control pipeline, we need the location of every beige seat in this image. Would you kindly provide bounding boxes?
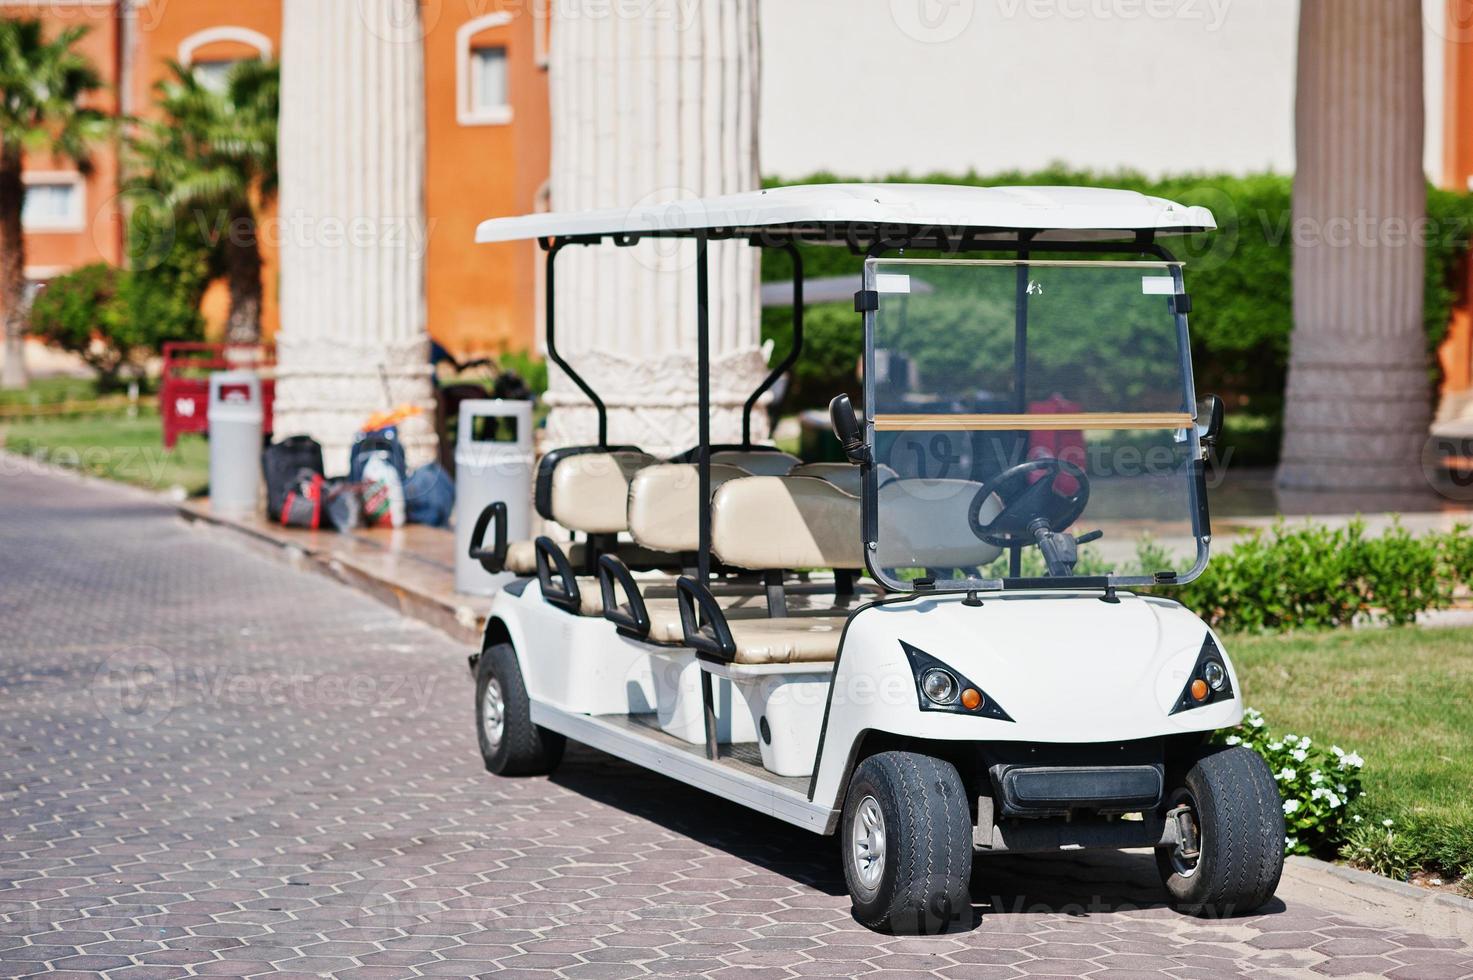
[641,590,867,647]
[710,475,865,572]
[546,450,656,533]
[626,463,751,554]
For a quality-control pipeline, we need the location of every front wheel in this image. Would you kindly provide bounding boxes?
[475,642,565,776]
[841,751,973,934]
[1156,745,1285,916]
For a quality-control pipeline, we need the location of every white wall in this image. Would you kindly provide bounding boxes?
[760,0,1446,180]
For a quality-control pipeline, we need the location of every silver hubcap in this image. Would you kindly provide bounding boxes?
[851,796,886,890]
[481,677,506,751]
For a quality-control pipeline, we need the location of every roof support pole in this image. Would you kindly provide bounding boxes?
[1010,245,1030,577]
[741,243,805,447]
[695,231,719,762]
[542,240,608,446]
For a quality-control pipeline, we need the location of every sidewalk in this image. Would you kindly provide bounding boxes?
[178,499,486,644]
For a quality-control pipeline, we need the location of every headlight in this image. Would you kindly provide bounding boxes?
[921,668,958,704]
[1203,660,1226,691]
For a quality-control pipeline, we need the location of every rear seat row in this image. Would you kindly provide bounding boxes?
[481,445,869,665]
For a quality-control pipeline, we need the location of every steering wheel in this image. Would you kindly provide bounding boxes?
[967,457,1091,548]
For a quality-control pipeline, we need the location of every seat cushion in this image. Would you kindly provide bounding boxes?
[711,476,863,571]
[504,540,683,576]
[548,450,657,533]
[724,617,848,664]
[710,449,801,476]
[626,463,750,553]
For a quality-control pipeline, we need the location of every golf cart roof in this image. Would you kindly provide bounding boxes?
[475,183,1216,246]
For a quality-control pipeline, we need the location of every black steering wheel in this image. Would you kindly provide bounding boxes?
[967,457,1091,548]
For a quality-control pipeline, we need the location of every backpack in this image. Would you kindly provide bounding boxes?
[349,427,407,485]
[404,462,455,527]
[262,436,325,521]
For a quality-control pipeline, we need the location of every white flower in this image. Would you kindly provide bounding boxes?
[1284,799,1301,815]
[1383,818,1394,827]
[1299,736,1312,749]
[1225,735,1242,746]
[1286,835,1299,848]
[1269,741,1284,751]
[1326,792,1342,809]
[1310,771,1324,785]
[1331,745,1345,757]
[1292,749,1308,762]
[1353,814,1363,823]
[1277,767,1297,782]
[1336,783,1348,794]
[1343,752,1364,769]
[1284,733,1296,741]
[1249,715,1266,728]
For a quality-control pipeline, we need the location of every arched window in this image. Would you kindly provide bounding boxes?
[178,27,273,93]
[458,13,514,126]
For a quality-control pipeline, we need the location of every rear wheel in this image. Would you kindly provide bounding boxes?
[475,642,565,776]
[1156,745,1284,916]
[841,751,973,934]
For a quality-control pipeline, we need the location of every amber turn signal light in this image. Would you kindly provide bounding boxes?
[960,688,982,710]
[1190,678,1209,702]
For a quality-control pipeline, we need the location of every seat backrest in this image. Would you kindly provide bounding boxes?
[876,478,1003,569]
[537,447,657,533]
[711,476,863,571]
[626,462,750,553]
[710,450,801,476]
[789,462,862,496]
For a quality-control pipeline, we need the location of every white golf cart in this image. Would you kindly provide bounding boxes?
[466,184,1284,933]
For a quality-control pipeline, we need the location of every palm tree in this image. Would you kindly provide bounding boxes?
[1278,0,1430,491]
[131,59,278,345]
[0,19,106,389]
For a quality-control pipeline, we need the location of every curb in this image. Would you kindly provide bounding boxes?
[1287,855,1473,914]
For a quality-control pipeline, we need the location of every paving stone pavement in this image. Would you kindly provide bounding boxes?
[2,464,1472,980]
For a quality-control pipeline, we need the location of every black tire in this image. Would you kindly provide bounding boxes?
[840,750,973,934]
[1156,745,1284,916]
[475,642,565,776]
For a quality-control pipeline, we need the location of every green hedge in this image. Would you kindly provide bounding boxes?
[1171,520,1469,633]
[761,169,1473,465]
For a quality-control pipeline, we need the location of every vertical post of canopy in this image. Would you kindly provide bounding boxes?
[1010,244,1031,578]
[740,243,805,447]
[542,238,609,446]
[695,231,719,761]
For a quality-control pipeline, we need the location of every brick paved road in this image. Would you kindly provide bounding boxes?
[2,464,1472,979]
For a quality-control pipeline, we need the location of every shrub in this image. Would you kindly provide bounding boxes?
[1218,707,1365,857]
[1341,820,1423,881]
[1174,519,1462,633]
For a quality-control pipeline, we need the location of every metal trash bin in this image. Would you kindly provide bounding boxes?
[207,370,264,517]
[455,399,534,595]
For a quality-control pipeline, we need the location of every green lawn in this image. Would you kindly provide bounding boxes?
[0,375,100,407]
[1231,625,1473,876]
[2,410,210,495]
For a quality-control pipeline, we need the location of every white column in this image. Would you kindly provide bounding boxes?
[1278,0,1430,491]
[544,0,767,455]
[273,0,437,475]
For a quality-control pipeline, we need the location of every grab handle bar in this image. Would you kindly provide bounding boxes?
[534,536,582,614]
[676,576,736,662]
[467,502,509,573]
[598,555,651,640]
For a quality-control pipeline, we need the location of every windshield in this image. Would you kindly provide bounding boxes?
[864,257,1207,591]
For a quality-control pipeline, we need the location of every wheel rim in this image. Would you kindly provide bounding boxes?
[481,676,506,751]
[851,795,886,890]
[1167,789,1202,878]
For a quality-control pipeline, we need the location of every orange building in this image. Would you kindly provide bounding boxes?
[11,0,549,360]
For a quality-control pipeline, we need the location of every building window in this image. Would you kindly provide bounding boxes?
[457,12,515,126]
[471,47,508,115]
[192,59,238,94]
[22,176,83,232]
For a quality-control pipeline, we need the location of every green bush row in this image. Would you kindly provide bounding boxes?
[1173,520,1471,633]
[760,169,1473,465]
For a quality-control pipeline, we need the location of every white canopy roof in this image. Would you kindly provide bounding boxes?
[475,183,1216,245]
